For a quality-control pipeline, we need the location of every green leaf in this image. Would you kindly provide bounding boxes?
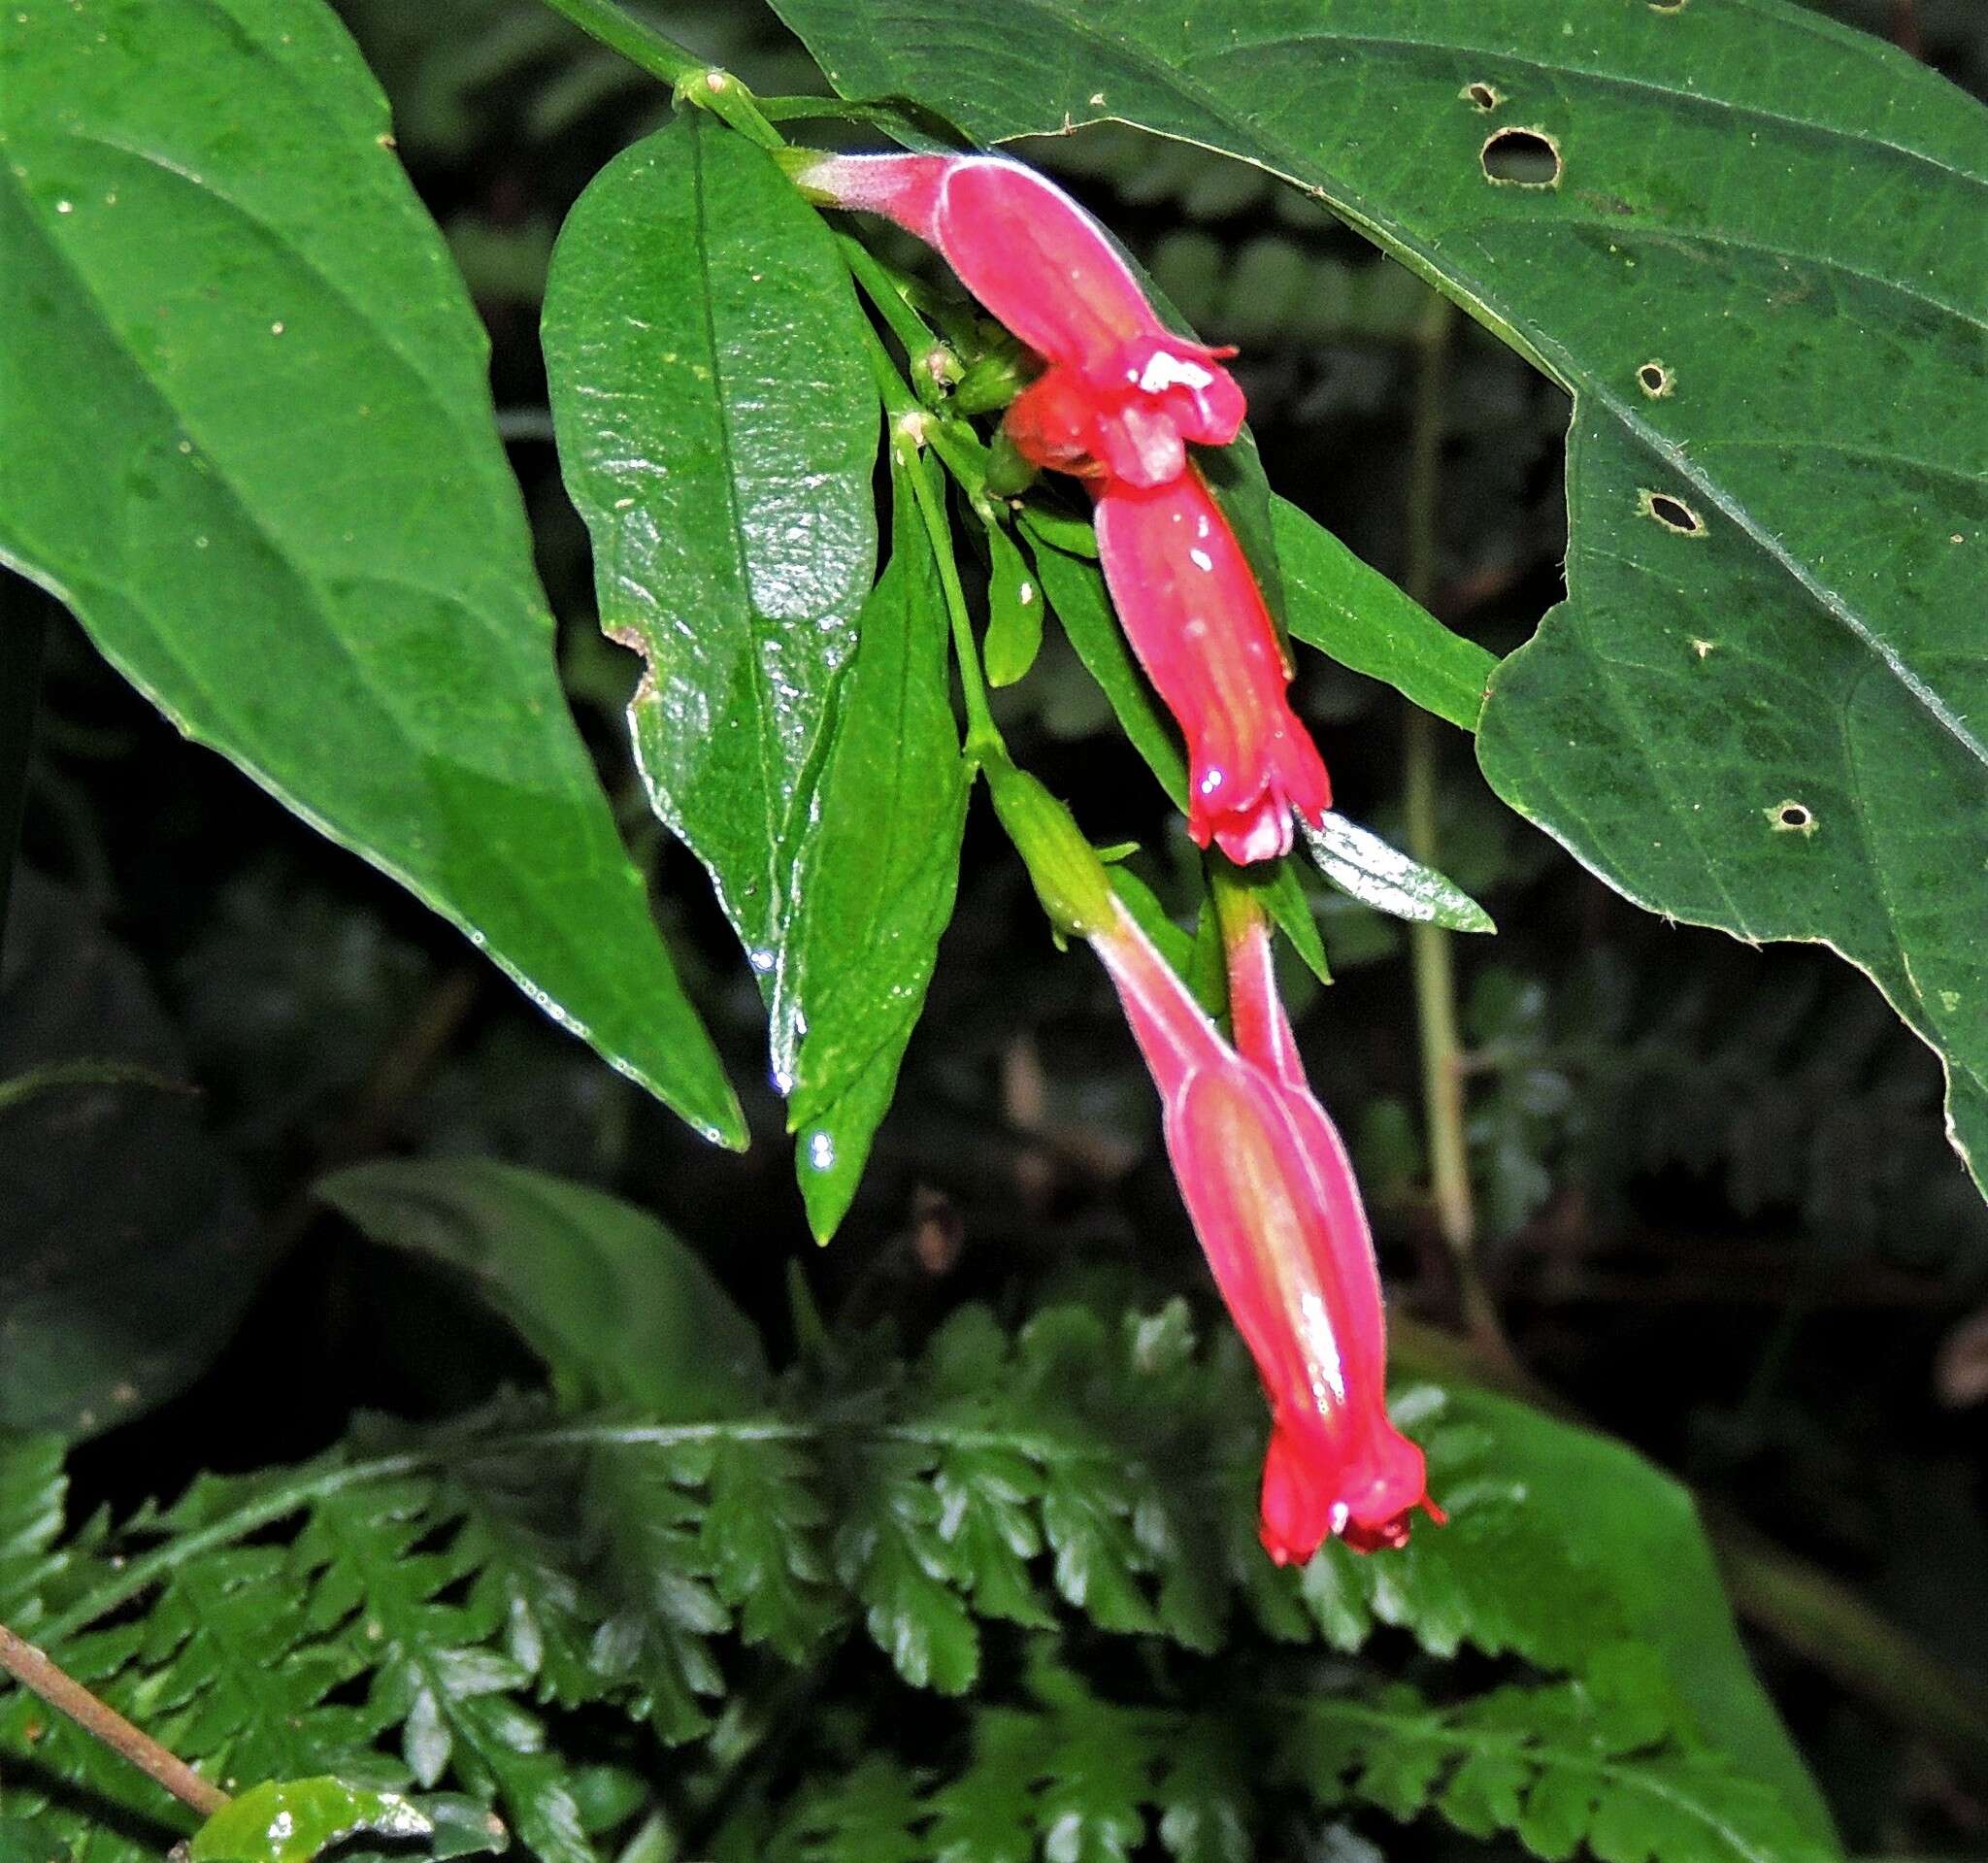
[0,0,739,1147]
[544,113,882,1097]
[0,878,270,1438]
[1272,499,1493,733]
[761,0,1988,1189]
[318,1158,767,1416]
[982,519,1045,687]
[189,1779,429,1863]
[788,452,969,1240]
[1333,1380,1833,1841]
[1022,530,1327,983]
[1299,813,1494,933]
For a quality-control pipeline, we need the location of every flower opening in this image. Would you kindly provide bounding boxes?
[1092,895,1441,1562]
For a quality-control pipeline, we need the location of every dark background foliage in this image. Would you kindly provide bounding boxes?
[5,0,1985,1852]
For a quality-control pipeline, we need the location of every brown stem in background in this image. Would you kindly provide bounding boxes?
[0,1620,229,1819]
[1399,296,1517,1371]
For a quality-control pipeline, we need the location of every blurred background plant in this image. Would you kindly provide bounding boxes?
[5,0,1985,1852]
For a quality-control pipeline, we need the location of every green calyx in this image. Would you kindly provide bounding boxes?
[983,758,1118,940]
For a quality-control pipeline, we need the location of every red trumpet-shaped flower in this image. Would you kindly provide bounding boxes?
[793,146,1333,863]
[1095,886,1441,1561]
[1095,468,1330,863]
[790,150,1243,486]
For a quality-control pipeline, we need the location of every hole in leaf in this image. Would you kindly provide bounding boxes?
[1649,0,1687,12]
[1480,127,1562,187]
[1768,800,1816,835]
[1639,488,1704,535]
[1462,82,1502,112]
[1637,360,1673,397]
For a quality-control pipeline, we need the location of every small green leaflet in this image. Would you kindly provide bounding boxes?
[189,1780,429,1863]
[1300,813,1494,933]
[982,520,1045,687]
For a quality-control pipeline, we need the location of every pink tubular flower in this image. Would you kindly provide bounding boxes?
[791,150,1243,486]
[1095,467,1330,863]
[1094,890,1442,1561]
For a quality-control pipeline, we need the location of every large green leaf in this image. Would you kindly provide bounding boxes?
[543,113,882,1095]
[0,0,740,1147]
[319,1156,767,1416]
[764,0,1988,1188]
[787,449,969,1240]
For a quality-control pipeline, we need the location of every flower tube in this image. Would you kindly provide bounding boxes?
[985,762,1440,1561]
[1097,889,1441,1559]
[788,150,1243,486]
[1094,467,1330,863]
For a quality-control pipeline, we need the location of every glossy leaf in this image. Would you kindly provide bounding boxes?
[189,1779,428,1863]
[1023,526,1327,982]
[764,0,1988,1189]
[1299,812,1494,933]
[0,0,740,1147]
[544,113,881,1092]
[319,1156,766,1415]
[788,452,969,1240]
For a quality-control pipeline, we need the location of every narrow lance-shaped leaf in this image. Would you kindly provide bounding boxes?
[788,449,970,1240]
[544,113,881,1094]
[763,0,1988,1192]
[0,0,740,1147]
[1299,813,1493,934]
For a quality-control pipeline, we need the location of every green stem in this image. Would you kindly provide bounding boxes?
[836,234,957,405]
[1398,299,1506,1358]
[532,0,782,148]
[903,431,1002,763]
[0,578,49,966]
[853,321,1004,762]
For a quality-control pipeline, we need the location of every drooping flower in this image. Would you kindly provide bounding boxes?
[1096,882,1441,1560]
[792,145,1333,865]
[981,761,1438,1560]
[788,150,1243,486]
[1094,467,1330,863]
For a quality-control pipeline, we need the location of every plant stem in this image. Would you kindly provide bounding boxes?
[0,1620,228,1818]
[0,576,50,969]
[1399,297,1505,1353]
[854,321,1005,763]
[903,432,1003,764]
[532,0,781,148]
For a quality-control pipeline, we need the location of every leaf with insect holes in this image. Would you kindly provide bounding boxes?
[764,0,1988,1205]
